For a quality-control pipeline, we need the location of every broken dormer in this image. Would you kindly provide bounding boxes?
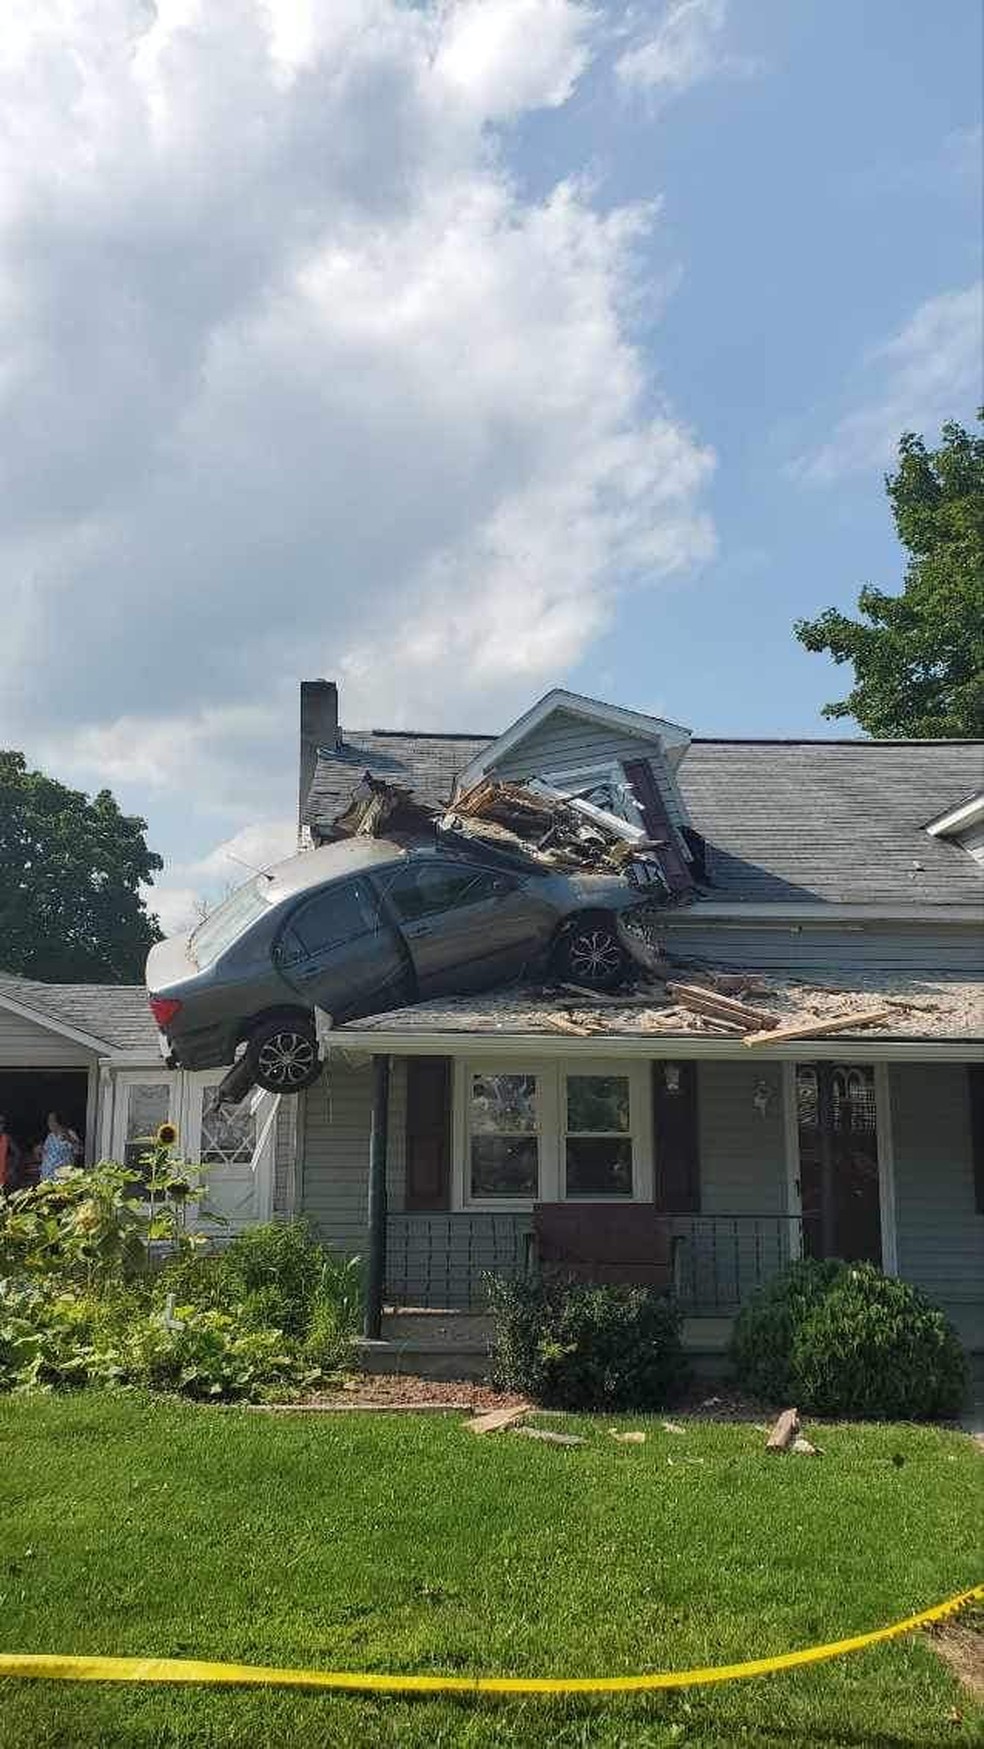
[452,688,699,897]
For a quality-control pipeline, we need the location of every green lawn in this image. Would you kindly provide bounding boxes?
[0,1393,980,1748]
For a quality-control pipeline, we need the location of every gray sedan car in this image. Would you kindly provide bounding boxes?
[147,836,643,1092]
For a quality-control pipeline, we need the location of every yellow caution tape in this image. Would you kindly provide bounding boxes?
[0,1584,980,1696]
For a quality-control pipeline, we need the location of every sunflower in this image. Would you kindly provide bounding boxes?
[155,1121,179,1147]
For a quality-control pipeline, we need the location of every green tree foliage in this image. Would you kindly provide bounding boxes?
[0,752,163,982]
[795,415,984,737]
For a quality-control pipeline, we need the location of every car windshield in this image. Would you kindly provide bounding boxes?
[189,879,273,967]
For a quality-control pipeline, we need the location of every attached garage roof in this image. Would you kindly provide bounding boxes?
[0,978,158,1055]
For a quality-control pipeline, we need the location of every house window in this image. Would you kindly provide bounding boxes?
[199,1086,256,1167]
[540,762,643,828]
[468,1072,539,1199]
[457,1060,652,1207]
[564,1074,633,1196]
[122,1082,171,1175]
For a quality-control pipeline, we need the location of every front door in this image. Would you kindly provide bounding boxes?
[796,1063,882,1264]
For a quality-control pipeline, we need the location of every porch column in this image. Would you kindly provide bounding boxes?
[363,1054,391,1340]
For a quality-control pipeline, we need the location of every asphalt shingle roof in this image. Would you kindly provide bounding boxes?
[304,730,493,827]
[0,978,158,1053]
[678,740,984,906]
[306,729,983,908]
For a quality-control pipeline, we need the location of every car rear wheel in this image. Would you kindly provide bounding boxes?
[246,1016,322,1093]
[554,913,628,990]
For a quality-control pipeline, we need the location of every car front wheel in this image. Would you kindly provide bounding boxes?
[246,1016,322,1093]
[553,913,628,990]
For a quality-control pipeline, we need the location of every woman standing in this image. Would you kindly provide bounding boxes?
[39,1112,81,1180]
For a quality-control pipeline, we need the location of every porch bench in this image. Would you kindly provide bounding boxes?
[531,1203,675,1290]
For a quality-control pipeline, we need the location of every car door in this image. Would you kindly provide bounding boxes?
[274,875,411,1021]
[375,857,550,998]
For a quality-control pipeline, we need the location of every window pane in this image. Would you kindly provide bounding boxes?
[566,1137,633,1197]
[190,880,271,966]
[566,1075,630,1133]
[124,1084,170,1175]
[200,1088,256,1166]
[471,1135,538,1198]
[470,1074,537,1134]
[288,880,377,955]
[385,863,505,922]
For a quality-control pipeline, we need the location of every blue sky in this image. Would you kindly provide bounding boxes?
[1,1,980,927]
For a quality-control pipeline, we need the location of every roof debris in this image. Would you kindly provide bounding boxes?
[325,770,692,900]
[338,966,982,1043]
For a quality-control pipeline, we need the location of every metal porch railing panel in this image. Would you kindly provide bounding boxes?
[385,1211,793,1313]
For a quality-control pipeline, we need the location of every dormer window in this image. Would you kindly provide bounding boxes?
[925,793,984,865]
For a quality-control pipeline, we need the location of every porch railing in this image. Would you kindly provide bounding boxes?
[385,1211,794,1314]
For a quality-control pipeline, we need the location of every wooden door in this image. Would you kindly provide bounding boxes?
[796,1064,882,1264]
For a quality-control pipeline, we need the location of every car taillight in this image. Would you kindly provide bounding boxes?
[149,996,182,1029]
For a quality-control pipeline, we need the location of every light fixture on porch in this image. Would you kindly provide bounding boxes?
[662,1063,681,1095]
[752,1079,772,1117]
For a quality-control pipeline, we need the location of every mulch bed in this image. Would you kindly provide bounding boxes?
[258,1373,769,1417]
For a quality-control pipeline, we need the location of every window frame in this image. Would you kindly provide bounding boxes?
[539,761,645,830]
[452,1057,653,1210]
[110,1070,275,1226]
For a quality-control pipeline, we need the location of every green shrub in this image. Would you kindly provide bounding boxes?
[730,1257,845,1404]
[0,1157,203,1287]
[488,1272,690,1410]
[732,1260,968,1419]
[124,1307,307,1401]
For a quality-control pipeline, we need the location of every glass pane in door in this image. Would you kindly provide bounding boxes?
[797,1064,881,1264]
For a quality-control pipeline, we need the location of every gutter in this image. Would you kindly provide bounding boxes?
[329,1031,984,1064]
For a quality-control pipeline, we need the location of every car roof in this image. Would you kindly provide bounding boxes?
[264,836,410,903]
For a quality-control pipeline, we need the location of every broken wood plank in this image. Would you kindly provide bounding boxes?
[743,1008,893,1048]
[464,1404,530,1435]
[513,1426,587,1447]
[540,1015,593,1037]
[667,982,780,1030]
[791,1435,822,1455]
[765,1408,800,1451]
[609,1429,646,1444]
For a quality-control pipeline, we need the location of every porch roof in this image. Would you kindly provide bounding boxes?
[331,970,983,1061]
[0,977,158,1056]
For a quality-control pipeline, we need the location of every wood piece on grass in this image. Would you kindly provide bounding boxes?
[662,1421,686,1434]
[791,1436,822,1455]
[765,1408,800,1451]
[743,1008,893,1048]
[609,1429,646,1444]
[464,1404,531,1435]
[667,982,780,1031]
[513,1426,587,1447]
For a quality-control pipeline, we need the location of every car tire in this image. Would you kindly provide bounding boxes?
[245,1016,322,1093]
[553,912,628,990]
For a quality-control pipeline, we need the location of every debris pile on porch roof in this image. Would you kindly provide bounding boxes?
[325,770,689,898]
[337,967,982,1042]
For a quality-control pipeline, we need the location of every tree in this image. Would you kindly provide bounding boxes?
[795,415,984,738]
[0,753,164,983]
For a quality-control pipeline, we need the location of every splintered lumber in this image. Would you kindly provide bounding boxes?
[742,1008,893,1048]
[765,1408,800,1452]
[513,1426,587,1447]
[540,1014,593,1037]
[666,982,779,1031]
[464,1404,530,1435]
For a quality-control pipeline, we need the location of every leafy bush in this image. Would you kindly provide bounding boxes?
[1,1186,362,1401]
[488,1272,690,1410]
[729,1257,845,1404]
[0,1157,203,1287]
[732,1260,967,1420]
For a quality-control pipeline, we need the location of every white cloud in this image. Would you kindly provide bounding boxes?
[616,0,756,98]
[792,283,983,485]
[0,0,714,880]
[143,818,298,938]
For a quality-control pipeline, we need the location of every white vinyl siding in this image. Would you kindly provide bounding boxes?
[890,1064,984,1350]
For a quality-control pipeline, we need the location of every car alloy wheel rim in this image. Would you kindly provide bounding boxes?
[568,929,621,982]
[256,1031,316,1086]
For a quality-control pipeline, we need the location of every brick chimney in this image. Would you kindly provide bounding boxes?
[299,679,339,828]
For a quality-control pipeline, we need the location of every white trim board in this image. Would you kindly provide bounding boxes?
[455,688,692,792]
[926,794,984,838]
[330,1032,984,1064]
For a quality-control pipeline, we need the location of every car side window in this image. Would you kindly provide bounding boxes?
[383,863,518,923]
[280,879,379,961]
